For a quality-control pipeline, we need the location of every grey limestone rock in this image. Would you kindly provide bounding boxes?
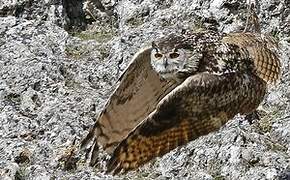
[0,0,290,179]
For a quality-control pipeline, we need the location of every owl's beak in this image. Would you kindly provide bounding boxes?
[163,58,168,68]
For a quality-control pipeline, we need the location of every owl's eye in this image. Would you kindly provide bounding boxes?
[169,52,180,59]
[154,53,163,59]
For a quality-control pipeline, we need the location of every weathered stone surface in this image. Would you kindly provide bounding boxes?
[0,0,289,179]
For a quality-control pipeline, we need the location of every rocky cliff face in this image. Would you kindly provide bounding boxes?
[0,0,289,179]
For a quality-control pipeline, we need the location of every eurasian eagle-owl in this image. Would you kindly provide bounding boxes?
[80,30,281,174]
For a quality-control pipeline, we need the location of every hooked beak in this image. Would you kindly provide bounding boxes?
[163,57,168,68]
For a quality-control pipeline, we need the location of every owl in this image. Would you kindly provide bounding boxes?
[80,30,281,174]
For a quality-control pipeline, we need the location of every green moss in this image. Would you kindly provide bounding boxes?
[214,175,226,180]
[255,108,284,133]
[257,116,273,133]
[15,166,27,180]
[127,17,144,27]
[65,25,115,60]
[98,45,110,59]
[65,46,86,59]
[134,172,150,179]
[6,93,21,104]
[74,30,115,43]
[271,29,281,41]
[193,19,207,31]
[269,141,288,152]
[254,108,288,152]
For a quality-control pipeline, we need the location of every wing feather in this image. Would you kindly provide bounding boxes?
[80,47,179,158]
[222,33,281,83]
[106,72,267,174]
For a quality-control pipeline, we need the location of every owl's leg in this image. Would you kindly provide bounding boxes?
[243,0,261,33]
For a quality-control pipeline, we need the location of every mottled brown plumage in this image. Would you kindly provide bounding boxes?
[80,47,180,165]
[80,30,281,174]
[222,33,281,83]
[106,72,267,174]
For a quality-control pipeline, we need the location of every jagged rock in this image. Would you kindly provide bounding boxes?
[0,0,289,179]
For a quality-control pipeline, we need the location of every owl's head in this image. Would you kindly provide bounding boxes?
[150,34,200,80]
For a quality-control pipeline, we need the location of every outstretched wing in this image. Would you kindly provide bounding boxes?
[222,33,281,83]
[80,47,179,161]
[107,72,267,174]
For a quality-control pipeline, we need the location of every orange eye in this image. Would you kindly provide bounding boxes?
[169,52,180,59]
[154,53,163,59]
